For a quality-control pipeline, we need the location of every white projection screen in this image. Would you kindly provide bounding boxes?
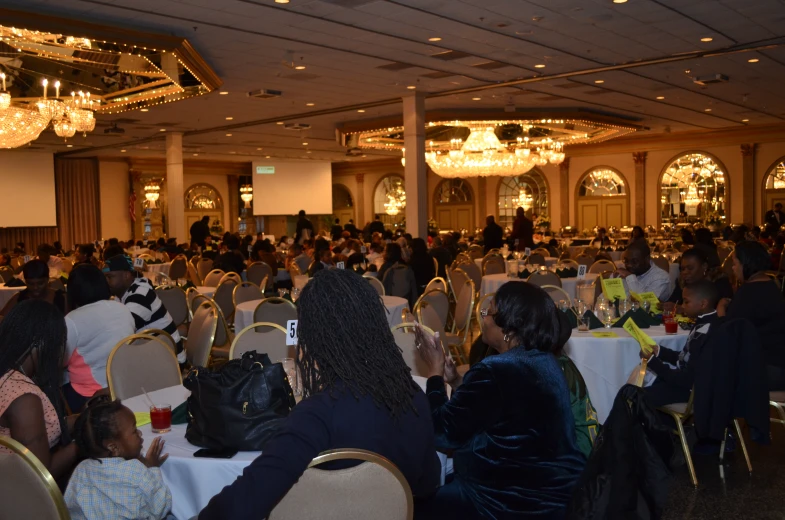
[0,152,57,227]
[252,160,332,215]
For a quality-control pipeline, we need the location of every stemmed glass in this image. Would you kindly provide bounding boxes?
[596,303,615,328]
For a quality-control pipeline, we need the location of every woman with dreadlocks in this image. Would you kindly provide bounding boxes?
[199,268,441,520]
[0,299,78,480]
[415,282,585,519]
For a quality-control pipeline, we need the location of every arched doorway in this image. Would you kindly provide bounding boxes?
[332,184,355,228]
[659,152,727,228]
[497,169,549,231]
[373,175,406,229]
[433,179,474,232]
[575,167,629,231]
[762,157,785,224]
[184,183,224,239]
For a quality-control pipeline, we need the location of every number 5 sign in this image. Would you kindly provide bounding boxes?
[286,320,299,345]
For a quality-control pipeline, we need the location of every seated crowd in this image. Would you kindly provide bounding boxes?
[0,215,784,520]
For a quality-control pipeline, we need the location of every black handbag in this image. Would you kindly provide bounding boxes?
[183,351,297,451]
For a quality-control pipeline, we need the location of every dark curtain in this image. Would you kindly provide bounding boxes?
[55,157,100,249]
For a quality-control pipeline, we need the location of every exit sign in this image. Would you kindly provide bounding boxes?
[256,166,275,174]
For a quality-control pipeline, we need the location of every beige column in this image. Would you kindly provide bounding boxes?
[559,158,570,228]
[403,92,427,238]
[355,173,365,225]
[165,132,185,240]
[741,144,756,225]
[227,174,240,233]
[633,152,647,226]
[477,177,487,228]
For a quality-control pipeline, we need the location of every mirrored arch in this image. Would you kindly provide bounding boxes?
[184,183,223,210]
[578,168,626,197]
[764,159,785,189]
[497,169,548,230]
[435,178,473,204]
[373,174,405,228]
[660,152,725,226]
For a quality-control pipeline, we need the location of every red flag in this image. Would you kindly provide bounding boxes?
[129,190,137,222]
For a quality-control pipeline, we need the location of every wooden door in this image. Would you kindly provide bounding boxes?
[435,204,473,232]
[577,199,600,231]
[577,197,628,230]
[334,209,354,228]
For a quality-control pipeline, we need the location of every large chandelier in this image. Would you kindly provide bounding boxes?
[517,188,533,212]
[684,184,701,213]
[144,182,161,208]
[240,185,254,207]
[384,188,406,216]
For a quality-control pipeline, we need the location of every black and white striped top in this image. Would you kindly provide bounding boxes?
[121,276,182,349]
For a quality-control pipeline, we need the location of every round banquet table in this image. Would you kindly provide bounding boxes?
[0,284,24,309]
[234,294,409,331]
[195,286,216,298]
[126,383,449,520]
[479,272,599,301]
[474,257,558,274]
[564,324,689,424]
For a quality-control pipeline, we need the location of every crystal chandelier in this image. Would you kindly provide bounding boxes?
[518,188,533,212]
[684,184,701,210]
[144,182,161,208]
[384,188,406,216]
[240,185,254,207]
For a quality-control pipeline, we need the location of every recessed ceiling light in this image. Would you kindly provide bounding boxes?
[406,85,416,89]
[66,144,73,148]
[229,151,236,154]
[594,79,604,84]
[704,108,712,112]
[685,69,691,74]
[472,97,481,100]
[225,116,233,120]
[613,0,627,3]
[306,150,312,154]
[226,133,232,136]
[656,96,665,100]
[302,142,308,145]
[140,108,149,112]
[219,91,228,95]
[159,128,166,132]
[265,155,271,158]
[701,37,713,42]
[193,153,199,156]
[306,103,315,106]
[748,58,759,63]
[428,37,442,42]
[120,149,126,153]
[742,119,750,122]
[275,0,289,3]
[534,64,546,68]
[357,109,365,113]
[257,147,263,151]
[295,65,306,70]
[276,121,284,125]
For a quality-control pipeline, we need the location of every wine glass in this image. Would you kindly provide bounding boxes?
[291,287,301,302]
[618,298,631,316]
[596,303,614,328]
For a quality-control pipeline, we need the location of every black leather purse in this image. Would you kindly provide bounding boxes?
[183,351,296,451]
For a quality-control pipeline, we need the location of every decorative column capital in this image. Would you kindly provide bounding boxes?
[355,173,365,184]
[558,157,570,174]
[741,143,756,157]
[632,151,648,164]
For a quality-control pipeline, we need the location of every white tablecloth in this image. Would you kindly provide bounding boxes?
[195,286,215,298]
[480,273,599,301]
[0,285,24,309]
[564,324,690,424]
[474,257,558,274]
[126,383,447,520]
[382,295,409,327]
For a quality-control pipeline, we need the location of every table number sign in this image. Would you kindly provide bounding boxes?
[601,277,626,301]
[524,247,531,257]
[623,319,656,356]
[133,258,145,269]
[336,261,345,270]
[248,245,253,253]
[286,320,298,346]
[577,264,587,279]
[22,255,31,263]
[360,246,367,254]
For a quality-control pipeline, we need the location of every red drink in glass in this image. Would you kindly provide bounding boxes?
[664,320,678,335]
[150,405,172,433]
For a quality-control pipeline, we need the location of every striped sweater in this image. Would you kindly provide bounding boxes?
[121,276,182,358]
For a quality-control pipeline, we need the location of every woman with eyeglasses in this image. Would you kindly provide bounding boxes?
[415,282,585,519]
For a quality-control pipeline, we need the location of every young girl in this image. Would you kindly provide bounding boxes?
[65,399,172,520]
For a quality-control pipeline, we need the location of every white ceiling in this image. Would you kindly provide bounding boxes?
[4,0,785,162]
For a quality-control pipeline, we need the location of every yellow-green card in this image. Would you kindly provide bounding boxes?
[591,331,619,338]
[601,277,627,301]
[631,291,661,312]
[623,318,656,356]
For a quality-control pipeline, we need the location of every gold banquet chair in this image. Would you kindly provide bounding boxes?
[364,274,385,296]
[268,449,413,520]
[253,297,298,329]
[769,391,785,434]
[106,334,183,400]
[0,436,70,520]
[390,322,438,378]
[184,301,218,367]
[230,322,292,360]
[203,269,225,287]
[154,286,189,328]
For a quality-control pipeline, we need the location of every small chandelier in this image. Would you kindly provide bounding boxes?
[518,188,533,212]
[384,188,406,216]
[684,184,701,210]
[144,181,161,208]
[240,184,253,207]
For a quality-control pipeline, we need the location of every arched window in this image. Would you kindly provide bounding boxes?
[435,179,473,203]
[660,153,725,226]
[579,169,626,196]
[373,175,405,228]
[185,184,223,210]
[497,170,548,230]
[764,159,785,189]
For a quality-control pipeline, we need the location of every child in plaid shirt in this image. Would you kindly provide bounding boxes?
[65,399,172,520]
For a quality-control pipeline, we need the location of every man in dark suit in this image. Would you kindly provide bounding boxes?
[331,218,343,241]
[189,216,211,248]
[511,207,534,251]
[482,215,504,253]
[369,215,386,235]
[344,219,358,238]
[765,202,785,229]
[294,210,314,245]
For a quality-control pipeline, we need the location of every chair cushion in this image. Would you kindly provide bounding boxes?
[660,402,688,415]
[770,391,785,403]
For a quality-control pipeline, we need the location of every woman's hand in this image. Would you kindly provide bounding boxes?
[717,297,731,317]
[141,437,169,468]
[415,326,445,379]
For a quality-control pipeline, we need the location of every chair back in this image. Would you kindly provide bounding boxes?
[459,262,482,294]
[481,255,505,275]
[203,269,225,287]
[230,322,292,360]
[467,246,484,260]
[247,262,273,289]
[527,270,562,288]
[288,261,302,278]
[475,292,495,329]
[453,279,476,336]
[453,253,472,267]
[190,293,211,315]
[268,448,413,520]
[414,290,450,332]
[0,436,70,520]
[416,303,445,336]
[106,334,182,400]
[197,258,214,282]
[139,328,177,354]
[423,277,447,294]
[575,254,594,267]
[446,267,469,301]
[533,248,550,258]
[253,297,298,328]
[233,282,264,309]
[154,286,189,327]
[561,259,580,270]
[391,323,437,378]
[213,280,238,322]
[364,275,385,296]
[185,302,218,366]
[652,255,670,273]
[589,259,617,274]
[432,256,439,277]
[137,253,154,261]
[717,246,732,263]
[0,266,14,283]
[383,265,414,301]
[219,272,243,286]
[187,262,202,286]
[558,251,571,261]
[169,256,188,280]
[541,285,573,307]
[212,302,233,349]
[527,253,546,266]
